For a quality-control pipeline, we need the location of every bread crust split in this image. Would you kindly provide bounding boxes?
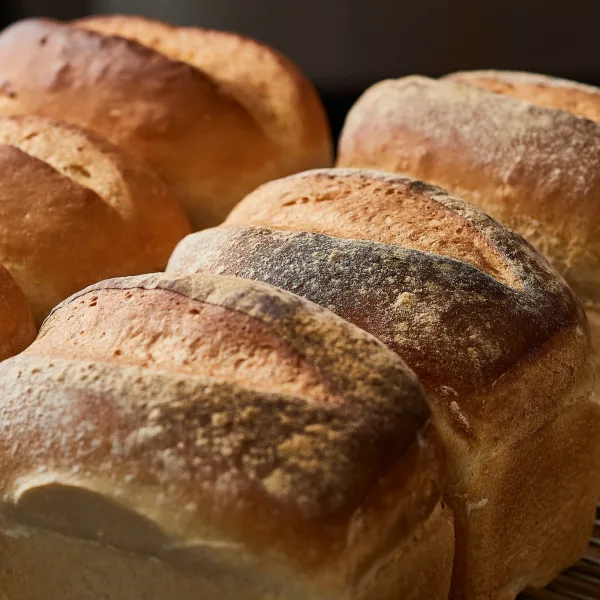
[0,113,190,325]
[0,272,453,599]
[168,168,600,600]
[0,15,333,230]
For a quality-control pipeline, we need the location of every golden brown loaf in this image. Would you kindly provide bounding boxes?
[336,74,600,396]
[0,15,333,230]
[169,168,600,600]
[0,272,454,600]
[0,263,35,360]
[0,114,190,325]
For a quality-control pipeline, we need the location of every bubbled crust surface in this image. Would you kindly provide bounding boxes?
[0,273,443,591]
[176,169,591,434]
[445,70,600,123]
[0,115,190,324]
[0,17,332,229]
[0,264,35,360]
[336,77,600,307]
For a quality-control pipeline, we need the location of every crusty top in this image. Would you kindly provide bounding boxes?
[0,114,190,324]
[446,70,600,123]
[0,273,439,587]
[174,169,593,439]
[337,77,600,308]
[0,16,332,229]
[0,263,35,360]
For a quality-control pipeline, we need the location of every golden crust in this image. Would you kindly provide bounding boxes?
[0,273,451,598]
[0,115,190,324]
[0,17,332,229]
[170,168,600,600]
[176,169,589,425]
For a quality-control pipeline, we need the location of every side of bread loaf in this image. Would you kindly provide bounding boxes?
[0,114,190,324]
[0,263,35,360]
[171,169,600,600]
[0,16,332,229]
[0,273,454,600]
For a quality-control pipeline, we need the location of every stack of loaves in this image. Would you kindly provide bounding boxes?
[0,12,599,600]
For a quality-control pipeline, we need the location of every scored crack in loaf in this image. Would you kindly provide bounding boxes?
[167,168,600,600]
[336,73,600,397]
[0,114,190,325]
[0,15,333,230]
[0,263,35,360]
[0,272,454,600]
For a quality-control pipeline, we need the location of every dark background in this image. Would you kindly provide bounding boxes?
[5,0,600,140]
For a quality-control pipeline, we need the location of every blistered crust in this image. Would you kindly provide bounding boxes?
[168,226,589,429]
[172,169,593,440]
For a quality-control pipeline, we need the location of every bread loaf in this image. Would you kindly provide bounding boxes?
[0,15,333,229]
[0,263,35,360]
[336,74,600,398]
[0,114,190,324]
[0,272,454,600]
[445,70,600,123]
[168,168,600,600]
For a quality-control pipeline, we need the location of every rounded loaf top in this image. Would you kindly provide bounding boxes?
[0,113,190,324]
[337,75,600,309]
[0,15,333,230]
[0,272,440,587]
[170,168,594,434]
[445,70,600,123]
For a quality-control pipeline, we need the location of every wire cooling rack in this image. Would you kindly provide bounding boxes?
[520,504,600,599]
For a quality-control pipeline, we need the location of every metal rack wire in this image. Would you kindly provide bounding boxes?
[520,504,600,599]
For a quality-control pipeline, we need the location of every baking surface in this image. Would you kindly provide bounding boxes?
[522,504,600,599]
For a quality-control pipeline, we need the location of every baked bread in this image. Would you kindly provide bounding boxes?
[0,272,454,600]
[336,74,600,396]
[0,263,35,360]
[168,168,600,600]
[0,15,333,230]
[0,114,190,325]
[445,70,600,123]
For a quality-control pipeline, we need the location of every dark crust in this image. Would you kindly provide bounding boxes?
[167,226,583,403]
[336,78,600,305]
[1,273,437,576]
